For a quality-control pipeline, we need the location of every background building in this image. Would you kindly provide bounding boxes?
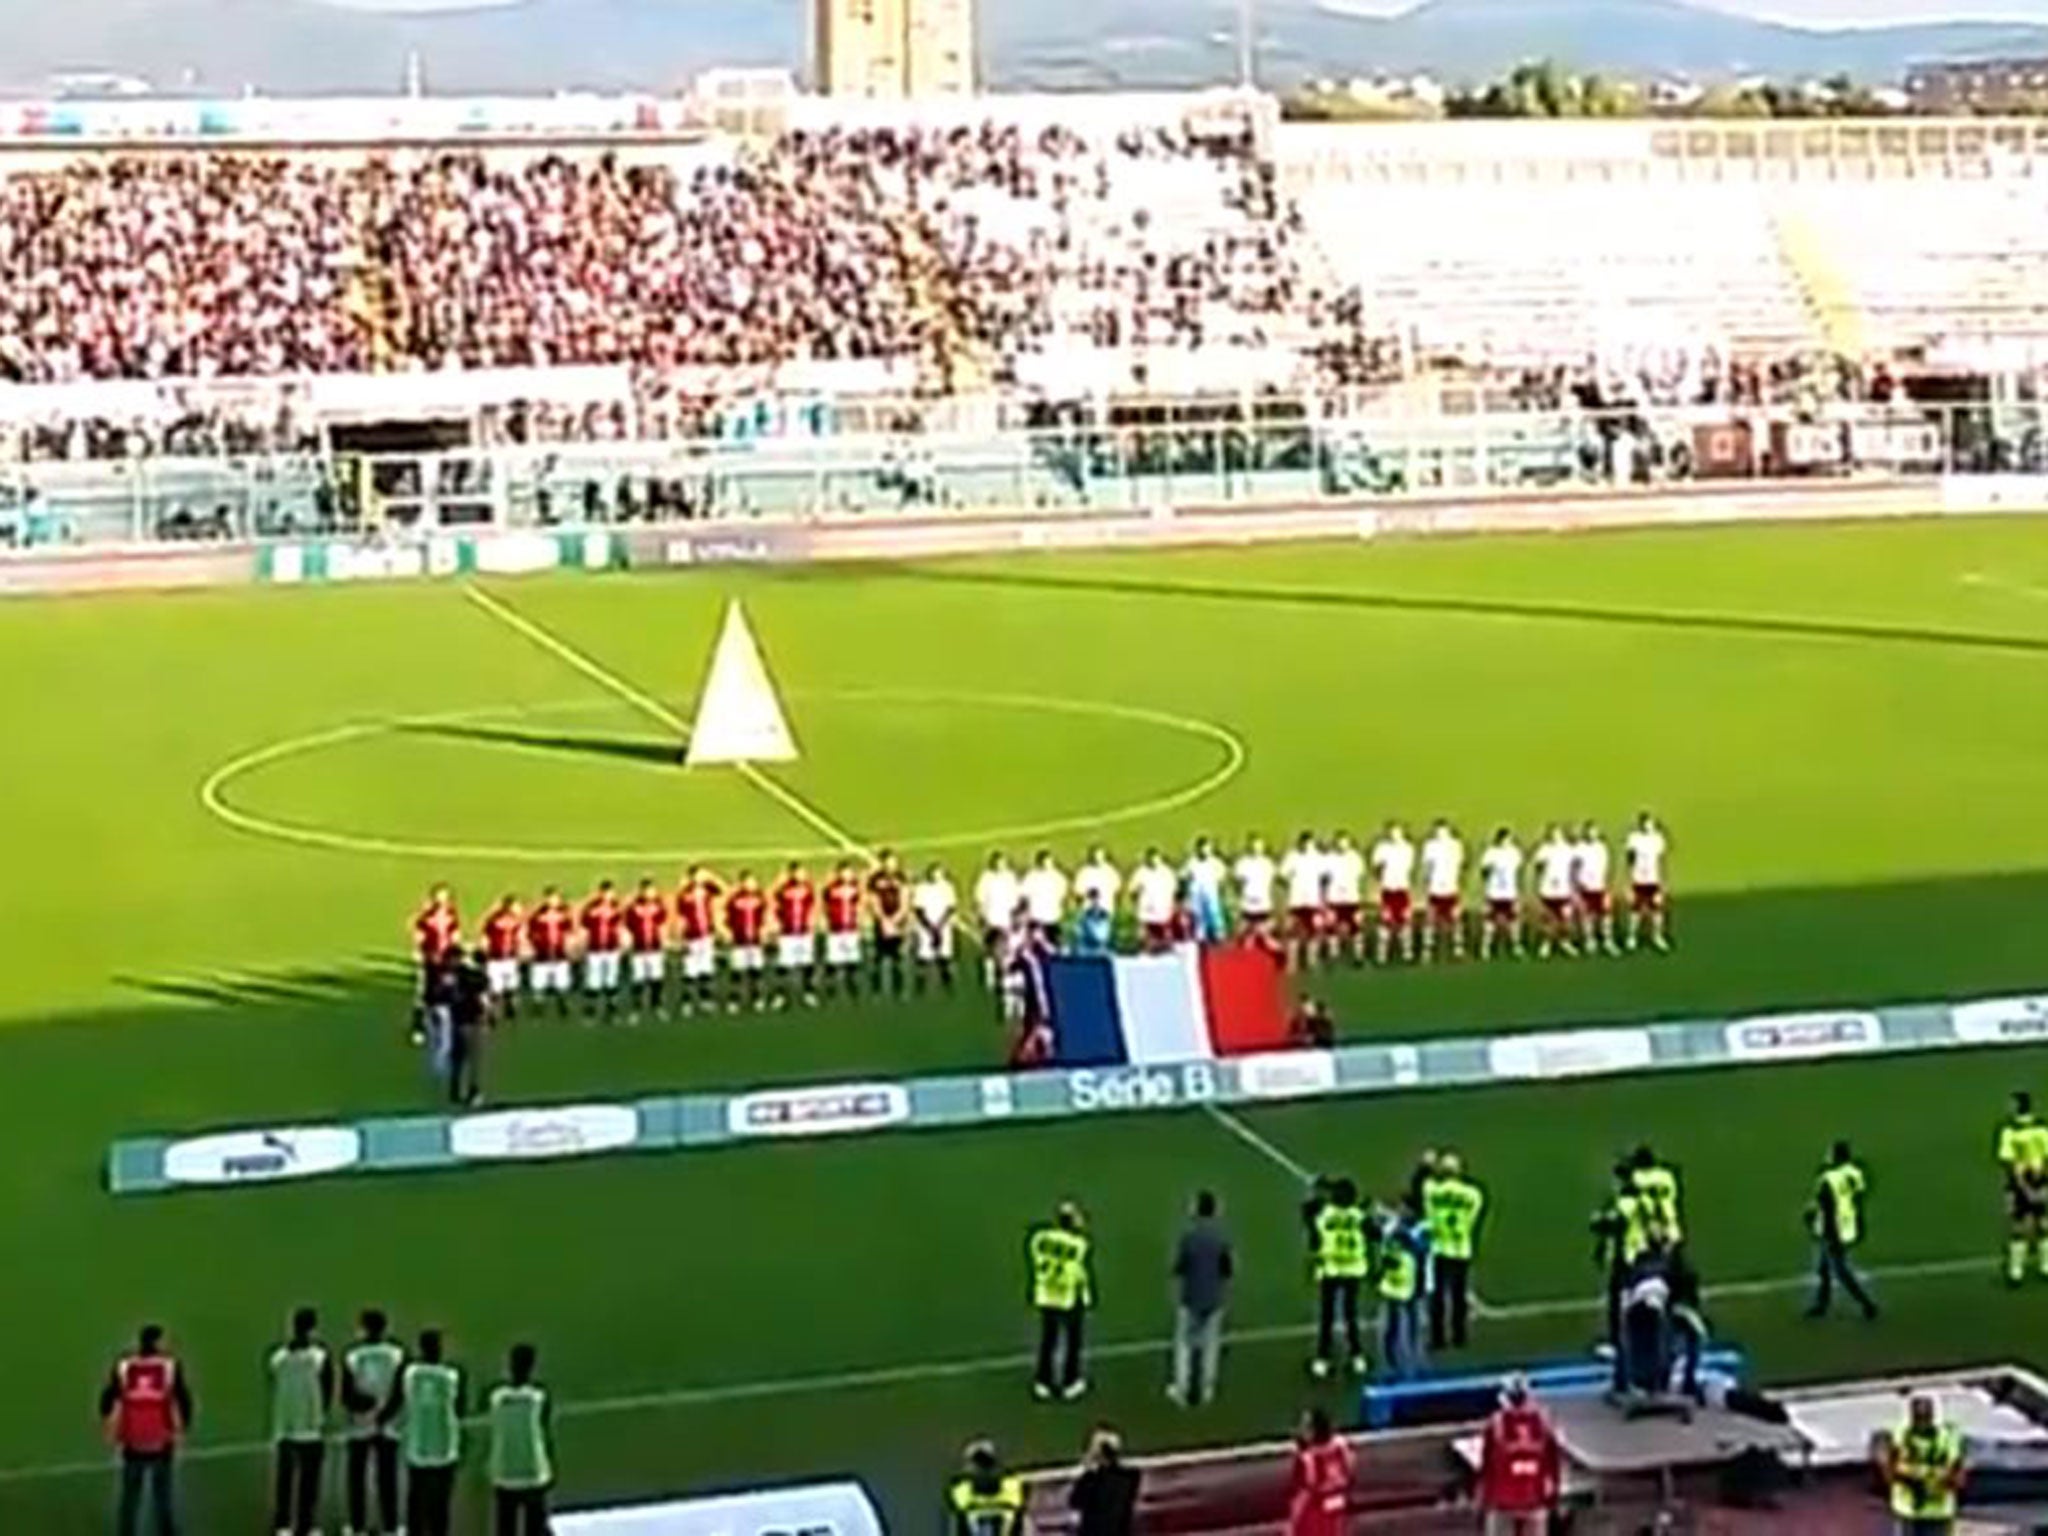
[814,0,975,99]
[1906,57,2048,115]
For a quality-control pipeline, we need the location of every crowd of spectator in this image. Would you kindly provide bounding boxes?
[0,122,1329,394]
[0,397,321,464]
[0,121,1958,481]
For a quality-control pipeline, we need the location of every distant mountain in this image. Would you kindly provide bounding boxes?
[0,0,2044,96]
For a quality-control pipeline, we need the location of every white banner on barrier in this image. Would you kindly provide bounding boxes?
[1236,1049,1339,1100]
[555,1479,886,1536]
[727,1084,910,1138]
[1486,1028,1653,1081]
[1723,1010,1880,1062]
[1952,995,2048,1046]
[162,1127,362,1186]
[448,1105,639,1162]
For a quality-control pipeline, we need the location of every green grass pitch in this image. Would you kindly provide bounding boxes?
[9,515,2048,1532]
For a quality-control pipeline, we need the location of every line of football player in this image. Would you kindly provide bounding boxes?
[407,816,1671,1016]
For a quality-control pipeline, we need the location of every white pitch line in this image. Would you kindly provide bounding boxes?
[462,584,691,736]
[461,583,872,861]
[1958,571,2048,605]
[1203,1103,1317,1185]
[0,1254,2003,1488]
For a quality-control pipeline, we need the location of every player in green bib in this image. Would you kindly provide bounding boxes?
[341,1308,405,1536]
[489,1343,554,1536]
[390,1329,464,1536]
[268,1306,335,1536]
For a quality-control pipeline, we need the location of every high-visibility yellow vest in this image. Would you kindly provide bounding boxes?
[949,1474,1026,1536]
[1817,1163,1866,1247]
[1999,1116,2048,1176]
[1888,1422,1962,1521]
[1632,1165,1683,1244]
[1423,1176,1485,1261]
[1028,1227,1091,1311]
[1377,1241,1419,1302]
[1602,1192,1650,1264]
[1314,1205,1370,1280]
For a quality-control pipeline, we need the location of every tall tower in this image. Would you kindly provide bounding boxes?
[814,0,975,99]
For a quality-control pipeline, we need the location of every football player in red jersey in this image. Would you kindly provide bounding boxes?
[822,862,865,1001]
[772,862,820,1008]
[673,865,723,1016]
[624,879,670,1020]
[410,884,461,1041]
[580,879,625,1021]
[866,850,911,997]
[725,872,769,1012]
[481,894,526,1021]
[526,886,575,1019]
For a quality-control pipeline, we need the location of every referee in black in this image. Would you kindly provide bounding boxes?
[447,947,490,1107]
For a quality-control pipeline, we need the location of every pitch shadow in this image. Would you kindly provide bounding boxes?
[400,720,682,769]
[887,563,2048,660]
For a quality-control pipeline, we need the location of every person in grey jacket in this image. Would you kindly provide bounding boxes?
[1169,1190,1234,1405]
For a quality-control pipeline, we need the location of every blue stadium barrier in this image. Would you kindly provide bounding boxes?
[1357,1348,1746,1429]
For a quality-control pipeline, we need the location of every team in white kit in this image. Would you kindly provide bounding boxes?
[962,813,1671,966]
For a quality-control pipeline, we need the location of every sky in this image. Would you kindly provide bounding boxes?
[1715,0,2048,23]
[1317,0,2048,19]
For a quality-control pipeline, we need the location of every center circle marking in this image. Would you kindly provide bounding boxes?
[198,688,1248,864]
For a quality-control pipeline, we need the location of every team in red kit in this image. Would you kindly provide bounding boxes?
[408,815,1671,1021]
[411,848,964,1020]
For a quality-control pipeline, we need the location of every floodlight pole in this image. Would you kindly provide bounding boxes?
[1237,0,1256,90]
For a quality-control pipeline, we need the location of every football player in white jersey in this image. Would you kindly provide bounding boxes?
[1322,832,1368,965]
[1418,820,1466,961]
[1280,831,1328,970]
[1624,812,1671,953]
[973,853,1022,988]
[1234,836,1277,939]
[1369,821,1418,965]
[1573,821,1618,956]
[1532,824,1580,958]
[1074,845,1123,920]
[1477,827,1525,960]
[1131,848,1181,953]
[912,863,959,993]
[1020,849,1070,948]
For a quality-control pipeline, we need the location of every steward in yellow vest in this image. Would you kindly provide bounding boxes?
[1881,1395,1964,1533]
[1028,1202,1093,1402]
[948,1440,1026,1536]
[1805,1140,1878,1321]
[1308,1177,1369,1380]
[1998,1090,2048,1286]
[1422,1151,1486,1351]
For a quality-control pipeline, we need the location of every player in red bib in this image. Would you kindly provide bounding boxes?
[525,886,574,1018]
[580,880,625,1021]
[481,894,526,1020]
[725,873,769,1012]
[624,879,670,1020]
[673,865,723,1016]
[867,850,911,997]
[1477,1376,1561,1531]
[773,863,820,1008]
[822,862,865,1001]
[410,885,461,1040]
[1287,1408,1356,1536]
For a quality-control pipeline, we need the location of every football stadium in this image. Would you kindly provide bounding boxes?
[11,19,2048,1536]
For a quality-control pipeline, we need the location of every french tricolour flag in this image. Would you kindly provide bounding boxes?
[1046,943,1291,1066]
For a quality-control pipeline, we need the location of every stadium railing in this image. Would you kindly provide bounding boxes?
[2,396,2035,551]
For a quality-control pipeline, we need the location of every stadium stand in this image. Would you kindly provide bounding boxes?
[3,99,2048,548]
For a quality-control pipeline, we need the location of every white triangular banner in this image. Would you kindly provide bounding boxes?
[684,601,799,766]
